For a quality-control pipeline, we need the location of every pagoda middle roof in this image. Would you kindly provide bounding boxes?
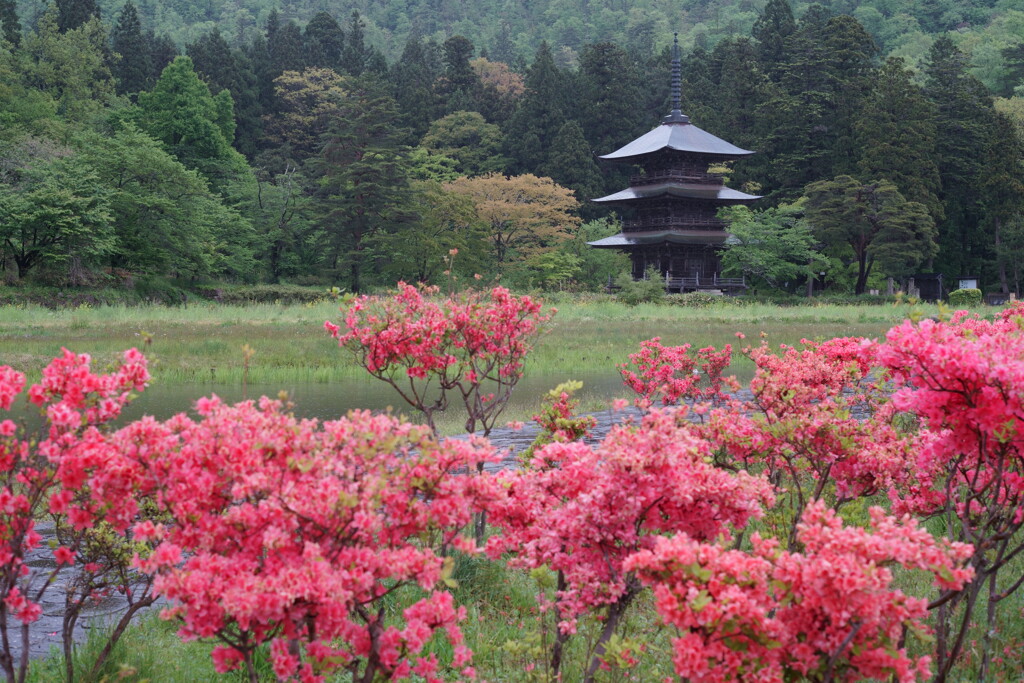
[588,230,740,248]
[592,182,761,204]
[600,121,754,161]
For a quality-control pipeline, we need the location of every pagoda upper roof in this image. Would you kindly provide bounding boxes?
[592,182,761,204]
[599,117,754,162]
[588,230,740,248]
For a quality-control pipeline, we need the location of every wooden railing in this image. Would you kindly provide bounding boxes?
[624,216,728,230]
[664,273,746,291]
[630,170,721,185]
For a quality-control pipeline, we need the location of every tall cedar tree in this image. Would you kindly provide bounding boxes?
[317,82,416,291]
[304,12,344,71]
[761,9,876,199]
[390,36,443,142]
[540,120,603,216]
[268,19,305,74]
[436,35,478,118]
[981,112,1024,293]
[145,30,177,87]
[752,0,795,81]
[187,29,262,157]
[56,0,99,33]
[0,0,20,46]
[504,42,569,174]
[855,57,943,223]
[340,10,367,76]
[924,35,998,278]
[576,42,645,159]
[111,2,148,97]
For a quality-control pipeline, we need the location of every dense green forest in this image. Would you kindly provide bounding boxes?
[1,0,1023,296]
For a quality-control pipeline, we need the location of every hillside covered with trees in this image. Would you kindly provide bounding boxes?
[1,0,1023,295]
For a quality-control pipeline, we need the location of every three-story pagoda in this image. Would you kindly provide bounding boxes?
[588,37,759,292]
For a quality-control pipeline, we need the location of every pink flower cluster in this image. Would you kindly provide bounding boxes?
[487,409,773,633]
[130,400,500,682]
[628,502,973,683]
[618,338,735,409]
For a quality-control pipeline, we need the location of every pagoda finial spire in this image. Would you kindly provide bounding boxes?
[663,33,690,124]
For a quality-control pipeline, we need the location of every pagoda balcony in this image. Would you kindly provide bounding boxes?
[629,169,722,186]
[624,216,729,231]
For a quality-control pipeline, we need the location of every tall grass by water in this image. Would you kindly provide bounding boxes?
[0,296,960,386]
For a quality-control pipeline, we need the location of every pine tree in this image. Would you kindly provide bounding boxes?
[111,2,149,96]
[390,36,443,142]
[504,42,569,174]
[56,0,99,33]
[304,12,344,71]
[145,31,177,88]
[268,19,305,74]
[435,35,477,116]
[982,112,1024,292]
[0,0,21,47]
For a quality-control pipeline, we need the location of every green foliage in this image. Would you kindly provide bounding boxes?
[0,152,114,280]
[131,56,250,193]
[420,110,507,176]
[804,175,938,294]
[665,291,724,308]
[720,203,822,290]
[616,268,665,306]
[947,288,983,307]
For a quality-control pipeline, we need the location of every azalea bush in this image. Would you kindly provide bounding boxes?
[618,337,736,409]
[0,349,155,683]
[326,282,551,438]
[128,400,502,683]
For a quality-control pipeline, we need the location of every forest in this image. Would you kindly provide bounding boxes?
[1,0,1023,295]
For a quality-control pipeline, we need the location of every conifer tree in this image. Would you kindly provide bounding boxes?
[0,0,20,47]
[751,0,795,80]
[576,42,645,156]
[855,57,942,223]
[541,120,603,215]
[111,2,148,97]
[341,10,367,76]
[924,35,997,276]
[188,29,262,157]
[504,42,568,174]
[56,0,99,33]
[304,12,344,71]
[391,36,442,142]
[316,82,416,291]
[145,30,177,87]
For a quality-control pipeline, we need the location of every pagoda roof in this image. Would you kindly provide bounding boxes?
[599,120,754,162]
[588,230,740,248]
[592,182,761,204]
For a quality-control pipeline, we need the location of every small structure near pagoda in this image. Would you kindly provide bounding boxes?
[588,37,759,293]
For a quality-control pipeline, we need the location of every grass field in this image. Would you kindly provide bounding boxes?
[0,296,961,386]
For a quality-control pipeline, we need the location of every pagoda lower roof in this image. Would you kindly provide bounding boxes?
[600,121,754,161]
[592,182,761,204]
[588,230,740,248]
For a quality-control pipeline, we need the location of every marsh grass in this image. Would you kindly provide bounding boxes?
[0,298,963,387]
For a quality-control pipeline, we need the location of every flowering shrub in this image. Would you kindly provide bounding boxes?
[520,381,596,462]
[0,349,154,683]
[326,283,551,437]
[487,409,773,679]
[131,399,501,683]
[627,502,973,683]
[873,307,1024,680]
[618,338,735,409]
